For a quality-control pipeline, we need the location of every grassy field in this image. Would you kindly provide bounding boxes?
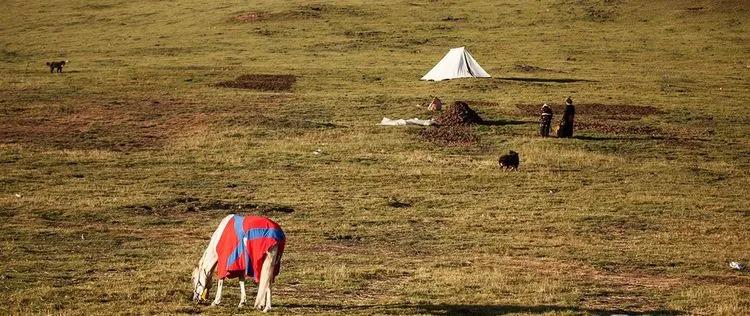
[1,0,749,314]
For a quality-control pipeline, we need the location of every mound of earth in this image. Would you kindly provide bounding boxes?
[215,74,296,91]
[516,103,661,119]
[433,101,483,126]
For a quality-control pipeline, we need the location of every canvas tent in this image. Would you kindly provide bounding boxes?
[421,47,491,81]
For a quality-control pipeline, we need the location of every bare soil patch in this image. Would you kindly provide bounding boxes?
[575,120,665,136]
[0,96,312,151]
[0,101,202,151]
[215,74,296,91]
[514,103,704,138]
[516,103,662,120]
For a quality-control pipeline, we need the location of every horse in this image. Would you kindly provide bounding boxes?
[192,214,286,312]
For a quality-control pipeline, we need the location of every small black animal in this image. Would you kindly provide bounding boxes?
[46,60,68,73]
[498,150,520,171]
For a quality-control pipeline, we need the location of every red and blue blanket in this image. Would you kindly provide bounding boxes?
[216,215,286,283]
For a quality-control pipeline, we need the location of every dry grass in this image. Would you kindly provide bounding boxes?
[1,0,749,315]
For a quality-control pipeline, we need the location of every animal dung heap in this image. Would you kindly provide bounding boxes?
[433,101,483,126]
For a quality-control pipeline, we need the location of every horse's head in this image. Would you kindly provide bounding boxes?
[191,265,212,303]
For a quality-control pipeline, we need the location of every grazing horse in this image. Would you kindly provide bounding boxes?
[192,214,286,312]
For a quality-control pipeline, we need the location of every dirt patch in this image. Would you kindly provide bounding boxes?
[514,103,704,138]
[433,101,483,126]
[0,101,203,151]
[417,126,479,146]
[0,96,310,151]
[215,74,296,91]
[122,196,295,215]
[575,120,666,136]
[516,103,662,120]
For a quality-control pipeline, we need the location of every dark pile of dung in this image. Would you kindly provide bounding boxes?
[433,101,483,126]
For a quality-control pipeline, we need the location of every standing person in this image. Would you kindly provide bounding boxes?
[557,96,575,138]
[539,103,553,137]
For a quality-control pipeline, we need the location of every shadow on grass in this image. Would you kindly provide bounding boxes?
[572,135,697,142]
[496,77,597,83]
[282,303,683,315]
[573,135,630,141]
[411,303,683,315]
[479,119,534,126]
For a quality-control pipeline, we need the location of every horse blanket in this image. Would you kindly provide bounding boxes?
[216,215,286,283]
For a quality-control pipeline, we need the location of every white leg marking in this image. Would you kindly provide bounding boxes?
[254,246,278,312]
[255,247,278,312]
[253,272,267,310]
[264,250,276,312]
[211,279,223,306]
[238,276,246,308]
[263,281,272,312]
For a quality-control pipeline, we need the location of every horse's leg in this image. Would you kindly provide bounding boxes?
[254,246,278,312]
[263,280,273,312]
[211,279,223,306]
[238,275,246,308]
[253,266,268,310]
[263,248,278,313]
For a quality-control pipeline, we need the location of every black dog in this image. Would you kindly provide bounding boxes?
[498,150,519,171]
[46,60,68,73]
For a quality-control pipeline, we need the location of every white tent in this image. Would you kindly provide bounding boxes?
[420,47,491,81]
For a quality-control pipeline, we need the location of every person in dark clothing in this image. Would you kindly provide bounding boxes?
[539,103,553,137]
[557,97,575,138]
